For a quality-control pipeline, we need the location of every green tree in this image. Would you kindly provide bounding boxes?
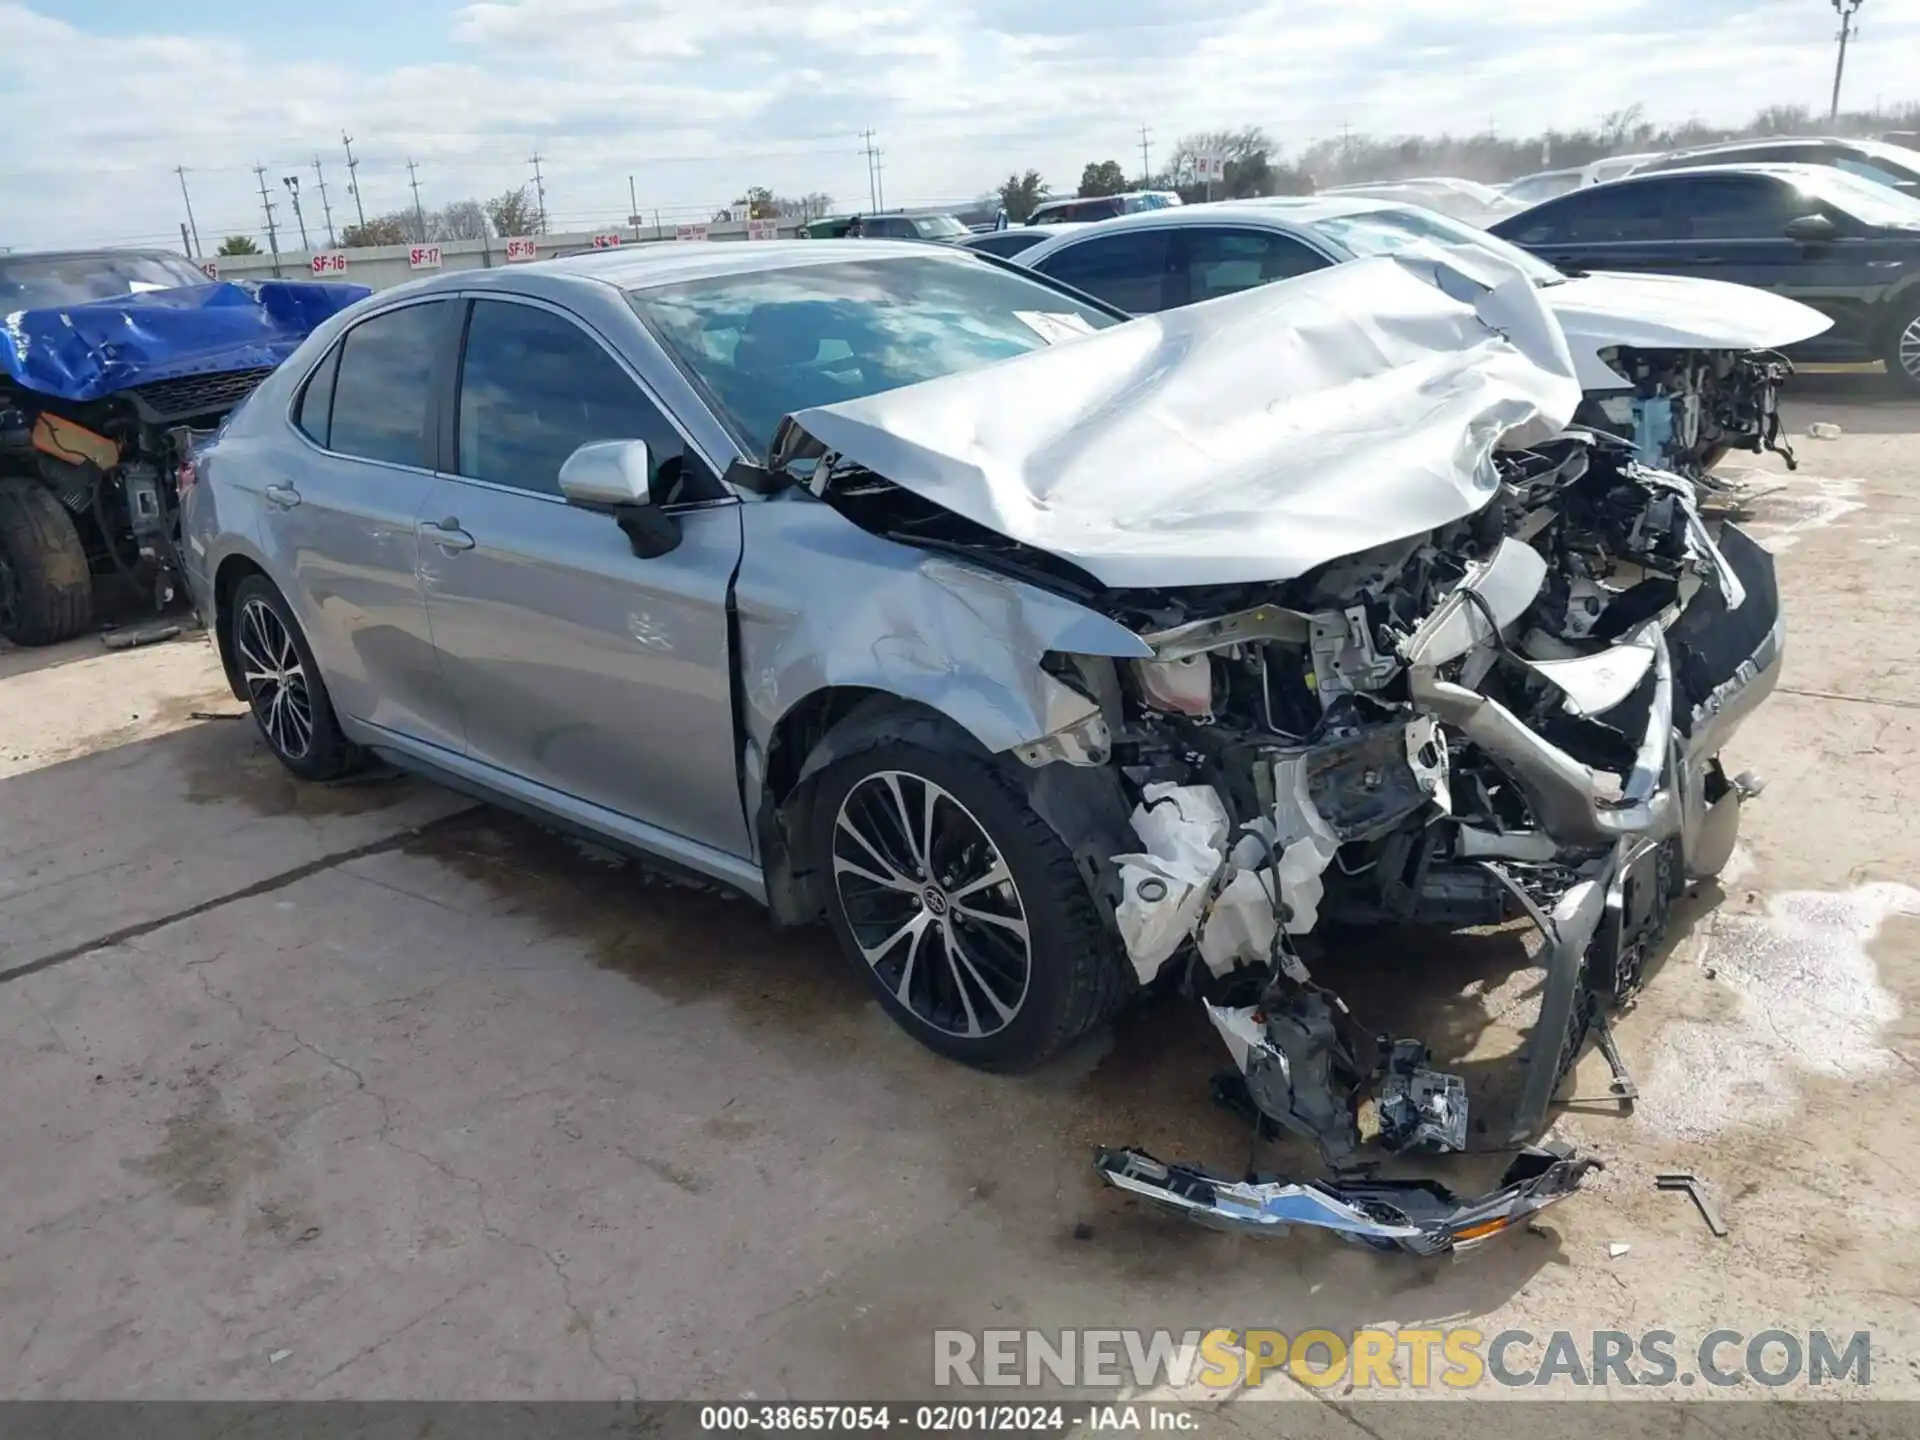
[484,185,541,238]
[1078,160,1129,197]
[215,235,260,256]
[997,169,1048,222]
[341,214,410,247]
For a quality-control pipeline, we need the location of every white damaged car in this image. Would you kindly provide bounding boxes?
[1017,196,1831,482]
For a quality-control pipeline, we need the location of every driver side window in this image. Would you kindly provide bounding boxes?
[454,299,715,503]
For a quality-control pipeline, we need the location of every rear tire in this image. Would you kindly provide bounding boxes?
[230,574,363,781]
[1885,300,1920,397]
[808,734,1129,1071]
[0,480,92,646]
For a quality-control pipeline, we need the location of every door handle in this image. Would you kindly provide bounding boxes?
[420,516,476,552]
[263,482,301,509]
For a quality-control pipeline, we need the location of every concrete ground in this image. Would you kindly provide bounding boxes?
[3,376,1918,1427]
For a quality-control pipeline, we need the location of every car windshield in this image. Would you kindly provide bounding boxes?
[912,215,970,239]
[0,252,211,309]
[1794,167,1920,225]
[629,255,1121,457]
[1313,207,1569,285]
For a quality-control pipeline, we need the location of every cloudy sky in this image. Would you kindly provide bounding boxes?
[3,0,1917,252]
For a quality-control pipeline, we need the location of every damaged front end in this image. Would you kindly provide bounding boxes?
[773,254,1782,1252]
[1080,433,1780,1246]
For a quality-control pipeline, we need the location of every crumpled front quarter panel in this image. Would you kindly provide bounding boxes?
[734,494,1150,763]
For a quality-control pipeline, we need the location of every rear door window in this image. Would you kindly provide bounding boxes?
[326,301,449,468]
[1176,227,1330,304]
[1033,230,1173,312]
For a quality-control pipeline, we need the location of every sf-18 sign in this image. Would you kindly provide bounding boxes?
[408,245,443,270]
[311,252,347,275]
[504,237,538,263]
[591,233,624,249]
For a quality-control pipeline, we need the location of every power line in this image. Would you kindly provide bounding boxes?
[406,158,427,239]
[252,164,282,275]
[1830,0,1866,119]
[174,167,202,257]
[342,131,367,229]
[528,152,548,232]
[312,157,336,248]
[859,129,880,211]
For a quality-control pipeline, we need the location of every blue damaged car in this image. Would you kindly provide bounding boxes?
[0,248,368,645]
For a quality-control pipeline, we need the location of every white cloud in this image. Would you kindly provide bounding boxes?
[2,0,1917,252]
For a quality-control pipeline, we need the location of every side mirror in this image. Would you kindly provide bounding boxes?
[558,439,681,559]
[1784,213,1838,243]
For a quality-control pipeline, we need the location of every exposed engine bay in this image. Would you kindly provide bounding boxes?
[1074,433,1778,1251]
[1580,345,1796,483]
[808,425,1778,1254]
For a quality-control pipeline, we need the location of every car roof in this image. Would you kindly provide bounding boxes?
[1028,196,1396,240]
[1596,160,1846,184]
[0,246,190,263]
[1661,135,1859,158]
[451,238,961,293]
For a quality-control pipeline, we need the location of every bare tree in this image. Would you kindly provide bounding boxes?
[341,214,410,247]
[435,199,491,241]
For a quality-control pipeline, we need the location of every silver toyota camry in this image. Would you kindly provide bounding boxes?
[182,239,1783,1252]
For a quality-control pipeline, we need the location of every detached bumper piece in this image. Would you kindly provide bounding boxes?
[1094,1144,1600,1256]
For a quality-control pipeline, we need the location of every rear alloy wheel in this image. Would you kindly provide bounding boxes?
[1887,303,1920,397]
[810,737,1130,1071]
[230,574,363,781]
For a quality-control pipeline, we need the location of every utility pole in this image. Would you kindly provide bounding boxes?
[312,157,336,247]
[174,166,202,257]
[528,152,548,233]
[406,158,427,241]
[342,131,367,230]
[253,165,283,277]
[874,150,886,212]
[859,129,880,212]
[1138,125,1153,187]
[282,174,311,251]
[1830,0,1865,120]
[629,174,641,241]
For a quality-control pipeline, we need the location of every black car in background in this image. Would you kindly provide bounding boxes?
[1490,163,1920,391]
[1631,136,1920,196]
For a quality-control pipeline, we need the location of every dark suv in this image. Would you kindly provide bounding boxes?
[1491,163,1920,392]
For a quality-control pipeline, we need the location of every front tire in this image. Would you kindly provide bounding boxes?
[1885,300,1920,397]
[0,480,92,646]
[809,737,1129,1071]
[230,574,363,781]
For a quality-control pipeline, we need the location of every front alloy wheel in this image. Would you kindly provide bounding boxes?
[831,771,1032,1040]
[809,729,1131,1071]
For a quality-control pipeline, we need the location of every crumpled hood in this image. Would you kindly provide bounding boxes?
[791,251,1582,589]
[1543,270,1832,389]
[2,279,371,404]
